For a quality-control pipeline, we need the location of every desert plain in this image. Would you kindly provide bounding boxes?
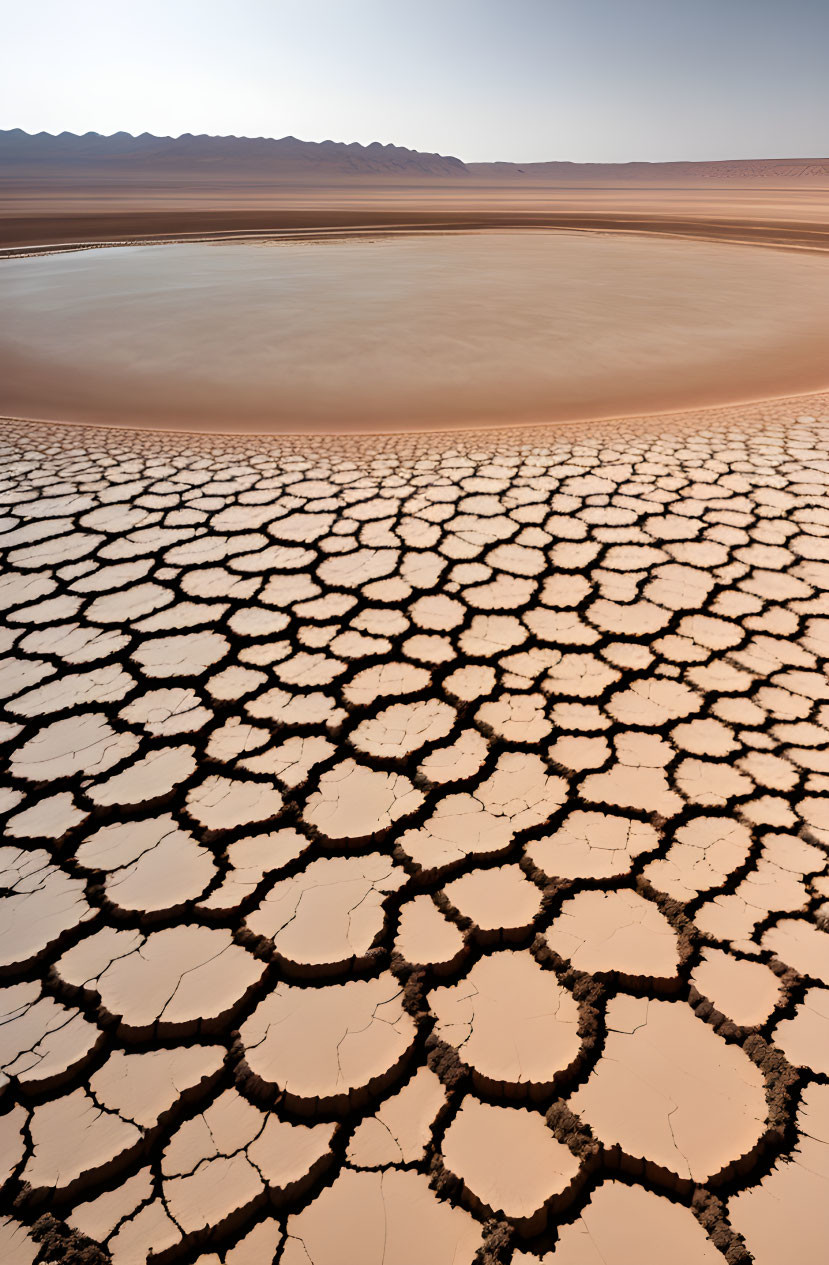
[0,135,829,1265]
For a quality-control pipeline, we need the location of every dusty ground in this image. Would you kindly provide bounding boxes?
[2,187,829,256]
[0,394,828,1263]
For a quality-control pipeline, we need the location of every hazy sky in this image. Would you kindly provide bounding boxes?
[3,0,828,162]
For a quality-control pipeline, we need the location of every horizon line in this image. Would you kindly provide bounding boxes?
[2,126,828,168]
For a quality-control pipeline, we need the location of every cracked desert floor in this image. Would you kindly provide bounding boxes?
[1,392,829,1265]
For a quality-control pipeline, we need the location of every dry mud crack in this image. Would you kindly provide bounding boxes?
[1,394,829,1263]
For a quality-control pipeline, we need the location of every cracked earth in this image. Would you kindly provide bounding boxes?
[1,394,828,1264]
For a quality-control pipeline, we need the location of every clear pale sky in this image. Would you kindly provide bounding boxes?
[3,0,827,162]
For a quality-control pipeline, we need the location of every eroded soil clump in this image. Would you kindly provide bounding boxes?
[1,397,828,1263]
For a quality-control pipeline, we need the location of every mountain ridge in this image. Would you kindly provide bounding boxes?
[2,129,829,185]
[0,128,469,177]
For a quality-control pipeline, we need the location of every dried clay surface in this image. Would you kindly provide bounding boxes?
[1,393,828,1264]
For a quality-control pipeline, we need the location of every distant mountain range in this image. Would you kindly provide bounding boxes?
[466,157,829,184]
[0,129,467,178]
[2,129,829,186]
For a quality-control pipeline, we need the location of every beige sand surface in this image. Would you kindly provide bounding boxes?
[2,232,829,434]
[0,395,828,1263]
[2,185,829,257]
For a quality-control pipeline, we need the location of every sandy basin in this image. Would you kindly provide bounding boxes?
[2,230,829,432]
